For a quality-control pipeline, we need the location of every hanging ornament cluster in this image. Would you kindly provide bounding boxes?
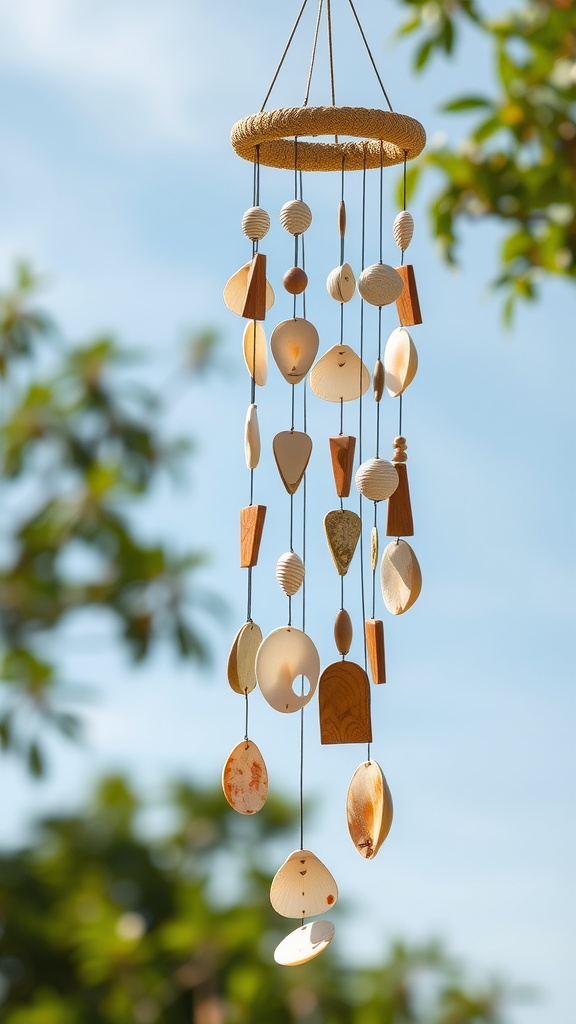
[222,0,425,966]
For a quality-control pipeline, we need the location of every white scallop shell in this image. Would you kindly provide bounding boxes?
[380,539,422,615]
[309,345,370,403]
[271,318,319,384]
[326,263,356,302]
[242,321,267,386]
[357,263,404,306]
[270,849,338,918]
[355,458,399,501]
[393,210,414,251]
[255,627,320,713]
[384,327,418,397]
[223,262,275,317]
[242,205,270,241]
[244,403,260,469]
[279,199,312,235]
[222,739,268,814]
[274,920,335,966]
[276,551,305,596]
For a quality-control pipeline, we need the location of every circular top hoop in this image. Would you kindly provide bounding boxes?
[231,106,426,172]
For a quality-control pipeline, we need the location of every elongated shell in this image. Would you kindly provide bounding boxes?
[242,321,267,386]
[270,849,338,918]
[223,262,275,317]
[255,627,320,713]
[244,403,260,469]
[227,620,262,695]
[355,458,398,501]
[384,327,418,397]
[327,263,356,302]
[274,920,335,966]
[346,759,393,858]
[357,263,404,306]
[380,539,422,614]
[276,551,305,596]
[222,739,268,814]
[242,206,270,241]
[280,199,312,235]
[393,210,414,251]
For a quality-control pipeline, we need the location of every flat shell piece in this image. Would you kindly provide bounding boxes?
[255,627,320,713]
[380,539,422,615]
[324,509,362,576]
[223,262,274,317]
[274,920,335,966]
[270,849,338,919]
[227,620,263,694]
[384,327,418,397]
[271,318,319,384]
[319,661,372,744]
[244,404,260,469]
[243,321,268,386]
[346,759,393,858]
[273,430,312,494]
[327,263,356,302]
[222,740,268,815]
[310,345,370,403]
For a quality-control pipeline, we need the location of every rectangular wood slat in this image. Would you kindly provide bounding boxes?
[395,264,422,326]
[386,463,414,536]
[365,619,386,684]
[240,504,266,567]
[241,253,267,321]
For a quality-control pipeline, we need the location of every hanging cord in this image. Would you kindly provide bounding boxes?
[358,154,368,676]
[339,159,345,264]
[299,382,308,852]
[401,151,408,266]
[260,0,311,111]
[345,0,394,112]
[244,690,249,741]
[371,502,377,618]
[379,144,384,265]
[252,147,261,257]
[326,0,336,108]
[303,0,324,106]
[376,307,382,457]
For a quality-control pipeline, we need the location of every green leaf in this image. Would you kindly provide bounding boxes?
[441,95,493,112]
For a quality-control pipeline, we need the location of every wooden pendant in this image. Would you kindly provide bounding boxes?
[223,261,274,317]
[276,551,305,596]
[338,200,346,237]
[227,620,263,694]
[326,263,356,302]
[324,509,361,576]
[255,627,320,713]
[271,318,319,384]
[380,539,422,614]
[310,345,370,403]
[395,264,422,326]
[346,760,393,858]
[244,403,260,469]
[371,526,378,571]
[357,263,404,306]
[273,430,312,494]
[280,199,312,235]
[373,358,385,402]
[283,267,308,294]
[355,458,398,501]
[319,661,372,744]
[329,435,356,497]
[384,327,418,397]
[242,320,267,386]
[365,619,386,684]
[222,740,268,814]
[270,849,338,918]
[240,505,266,567]
[386,463,414,536]
[334,608,353,656]
[274,920,335,966]
[241,253,267,321]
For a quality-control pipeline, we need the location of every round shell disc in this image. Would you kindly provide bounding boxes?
[222,739,268,814]
[227,621,263,694]
[271,318,319,384]
[274,920,335,966]
[346,759,393,858]
[223,262,275,317]
[242,321,268,386]
[309,345,370,403]
[270,849,338,918]
[380,539,422,615]
[255,627,320,713]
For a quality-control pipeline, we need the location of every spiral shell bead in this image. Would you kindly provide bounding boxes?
[280,199,312,235]
[393,210,414,251]
[242,206,270,241]
[276,551,305,596]
[355,458,399,501]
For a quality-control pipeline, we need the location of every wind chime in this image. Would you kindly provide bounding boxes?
[222,0,425,967]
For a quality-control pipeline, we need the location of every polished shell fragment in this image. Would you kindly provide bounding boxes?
[270,849,338,918]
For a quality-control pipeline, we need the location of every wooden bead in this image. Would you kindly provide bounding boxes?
[240,505,266,567]
[384,327,418,397]
[273,430,312,494]
[324,509,361,576]
[386,463,414,536]
[255,627,320,713]
[309,345,370,403]
[271,318,319,384]
[223,261,275,318]
[338,200,346,237]
[270,849,338,918]
[355,458,399,502]
[365,619,386,684]
[319,661,372,744]
[373,358,385,402]
[242,320,267,386]
[346,759,393,857]
[222,740,268,814]
[380,539,422,614]
[283,266,308,294]
[242,206,270,241]
[329,435,356,497]
[279,199,312,235]
[276,551,305,596]
[227,620,262,694]
[334,608,353,656]
[326,263,355,302]
[274,921,335,967]
[395,264,422,325]
[393,210,414,251]
[392,436,408,463]
[357,263,404,306]
[244,403,260,469]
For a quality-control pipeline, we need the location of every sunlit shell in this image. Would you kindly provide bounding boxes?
[357,263,404,306]
[270,849,338,918]
[271,318,319,384]
[242,321,268,386]
[280,199,312,235]
[242,206,270,241]
[355,458,399,501]
[227,620,263,695]
[393,210,414,251]
[255,627,320,713]
[380,539,422,615]
[384,327,418,397]
[222,739,268,814]
[326,263,356,302]
[274,920,335,966]
[223,262,275,317]
[244,403,260,469]
[276,551,305,596]
[346,759,393,858]
[309,345,370,403]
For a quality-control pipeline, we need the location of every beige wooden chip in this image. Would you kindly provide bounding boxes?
[242,320,268,386]
[222,739,268,815]
[273,430,312,494]
[244,403,260,469]
[380,539,422,615]
[384,327,418,397]
[270,849,338,919]
[223,262,274,317]
[227,621,263,695]
[274,920,335,966]
[324,509,362,576]
[346,759,393,858]
[309,345,370,402]
[270,318,319,384]
[255,627,320,713]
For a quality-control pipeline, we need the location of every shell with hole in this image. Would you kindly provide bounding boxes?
[227,620,263,695]
[310,345,370,403]
[384,327,418,397]
[270,849,338,918]
[357,263,404,306]
[280,199,312,235]
[223,262,275,317]
[274,920,335,966]
[393,210,414,251]
[380,539,422,614]
[326,263,356,303]
[271,318,319,384]
[276,551,305,596]
[355,458,399,501]
[346,759,393,858]
[244,404,260,469]
[242,321,267,386]
[222,739,268,814]
[255,627,320,713]
[242,206,270,241]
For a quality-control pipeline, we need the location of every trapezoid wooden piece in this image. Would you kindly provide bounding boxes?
[240,504,266,567]
[274,920,335,966]
[227,620,263,694]
[324,509,362,576]
[241,253,267,321]
[223,261,274,317]
[386,462,414,537]
[270,849,338,919]
[395,264,422,326]
[222,739,268,815]
[346,759,393,858]
[365,618,386,684]
[329,435,356,497]
[319,661,372,744]
[273,430,312,494]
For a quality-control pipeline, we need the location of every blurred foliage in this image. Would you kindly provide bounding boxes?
[396,0,576,320]
[0,265,222,774]
[0,774,514,1023]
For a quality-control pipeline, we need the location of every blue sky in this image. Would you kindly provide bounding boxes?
[0,2,574,1022]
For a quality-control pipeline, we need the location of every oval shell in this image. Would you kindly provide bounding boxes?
[384,327,418,397]
[393,210,414,251]
[355,458,399,501]
[274,920,335,966]
[270,849,338,918]
[255,627,320,713]
[326,263,356,303]
[357,263,404,306]
[334,608,353,656]
[242,320,267,386]
[380,539,422,614]
[227,620,263,695]
[271,318,319,384]
[242,206,270,241]
[223,262,275,317]
[283,267,308,294]
[309,345,370,403]
[280,199,312,235]
[373,358,385,402]
[222,739,268,814]
[244,403,260,469]
[346,759,393,858]
[276,551,305,596]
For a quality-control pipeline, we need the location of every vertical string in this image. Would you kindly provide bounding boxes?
[401,151,408,266]
[358,154,368,675]
[244,690,249,741]
[299,383,308,852]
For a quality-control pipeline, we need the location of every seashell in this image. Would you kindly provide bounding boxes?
[326,263,356,303]
[227,620,263,695]
[222,739,268,814]
[280,199,312,235]
[324,509,362,576]
[309,345,370,403]
[270,849,338,918]
[334,608,353,656]
[244,403,260,469]
[384,327,418,397]
[346,759,393,858]
[380,539,422,615]
[283,267,308,294]
[273,430,312,494]
[393,210,414,251]
[276,551,305,596]
[373,358,385,402]
[271,318,319,384]
[223,262,275,317]
[242,205,270,241]
[242,320,267,386]
[274,920,335,966]
[357,263,404,306]
[255,627,320,713]
[355,458,399,501]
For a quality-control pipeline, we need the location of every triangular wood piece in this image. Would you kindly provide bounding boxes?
[242,253,267,321]
[365,619,386,684]
[319,661,372,744]
[346,760,393,858]
[395,264,422,326]
[324,509,361,576]
[273,430,312,494]
[329,435,356,497]
[386,462,414,536]
[240,504,266,567]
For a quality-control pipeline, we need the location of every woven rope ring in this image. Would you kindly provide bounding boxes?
[231,106,426,172]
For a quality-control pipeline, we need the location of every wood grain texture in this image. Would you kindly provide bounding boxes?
[271,318,319,384]
[319,661,372,744]
[395,264,422,325]
[309,345,370,403]
[380,539,422,614]
[324,509,362,576]
[222,739,268,814]
[240,504,266,567]
[346,759,393,857]
[273,430,312,494]
[227,620,262,694]
[274,920,335,966]
[255,627,320,713]
[334,608,353,656]
[365,618,386,684]
[270,849,338,919]
[329,435,356,497]
[386,462,414,537]
[241,253,267,321]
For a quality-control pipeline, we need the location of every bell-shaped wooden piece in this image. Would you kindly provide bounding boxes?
[357,263,404,306]
[270,849,338,919]
[273,431,312,494]
[223,261,275,317]
[280,199,312,234]
[222,739,268,814]
[271,318,319,384]
[274,920,335,966]
[384,327,418,397]
[355,458,399,502]
[243,321,267,386]
[329,435,356,497]
[276,551,305,596]
[227,620,263,695]
[380,540,422,614]
[365,618,386,684]
[310,345,370,403]
[319,661,372,744]
[244,404,260,469]
[326,263,356,302]
[346,759,393,858]
[395,264,422,326]
[324,509,361,576]
[393,210,414,251]
[255,627,320,713]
